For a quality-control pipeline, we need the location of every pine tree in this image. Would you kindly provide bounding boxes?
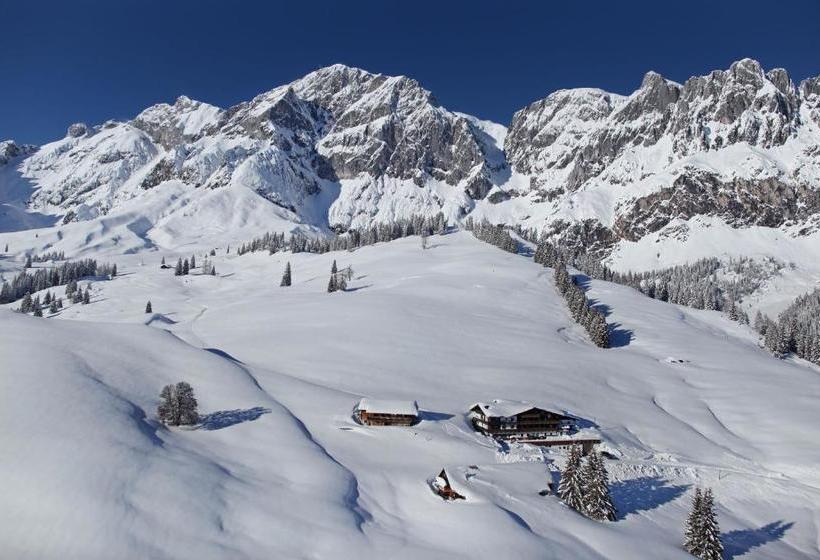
[581,451,617,521]
[49,299,58,314]
[57,297,63,309]
[33,306,43,317]
[176,381,199,425]
[331,260,338,275]
[175,258,183,276]
[82,287,91,304]
[111,264,117,277]
[210,265,216,276]
[210,248,216,256]
[328,274,337,293]
[145,301,152,313]
[190,255,196,269]
[684,488,703,553]
[24,255,32,268]
[161,256,166,266]
[43,291,51,305]
[182,259,190,275]
[695,489,723,560]
[281,262,292,287]
[157,382,199,426]
[558,445,585,512]
[20,292,33,313]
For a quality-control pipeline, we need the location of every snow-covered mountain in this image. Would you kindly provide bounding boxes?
[2,60,820,282]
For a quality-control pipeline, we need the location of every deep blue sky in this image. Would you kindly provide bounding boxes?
[1,0,818,145]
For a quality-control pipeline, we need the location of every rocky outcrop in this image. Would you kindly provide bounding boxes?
[614,171,820,241]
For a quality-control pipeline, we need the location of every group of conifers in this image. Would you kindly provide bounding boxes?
[558,445,722,559]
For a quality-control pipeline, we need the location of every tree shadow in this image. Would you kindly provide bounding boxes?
[723,521,794,559]
[200,407,271,430]
[610,476,689,518]
[419,410,455,422]
[343,284,373,292]
[608,322,634,347]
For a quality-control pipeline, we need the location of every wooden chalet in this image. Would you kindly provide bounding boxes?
[431,469,465,501]
[468,400,600,454]
[469,400,574,439]
[354,398,419,426]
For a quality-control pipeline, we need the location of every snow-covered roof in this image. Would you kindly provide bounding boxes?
[470,399,540,418]
[356,398,419,416]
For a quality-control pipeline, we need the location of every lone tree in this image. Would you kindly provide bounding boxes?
[685,488,723,560]
[327,273,337,293]
[157,381,199,426]
[581,451,617,521]
[145,300,152,313]
[331,260,338,275]
[558,445,585,512]
[281,262,292,287]
[161,256,166,266]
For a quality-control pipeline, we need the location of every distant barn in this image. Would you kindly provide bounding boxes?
[354,398,419,426]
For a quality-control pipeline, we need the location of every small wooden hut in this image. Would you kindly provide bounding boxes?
[354,398,419,426]
[431,469,465,501]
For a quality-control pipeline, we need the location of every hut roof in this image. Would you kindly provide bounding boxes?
[356,398,419,416]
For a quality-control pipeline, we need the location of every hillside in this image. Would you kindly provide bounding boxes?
[2,232,819,559]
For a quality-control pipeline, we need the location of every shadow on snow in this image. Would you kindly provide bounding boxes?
[200,407,271,430]
[723,520,794,559]
[609,476,689,518]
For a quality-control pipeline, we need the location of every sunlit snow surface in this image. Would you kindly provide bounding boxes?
[1,232,819,559]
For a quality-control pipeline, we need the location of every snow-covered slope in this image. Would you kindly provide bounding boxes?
[2,232,819,559]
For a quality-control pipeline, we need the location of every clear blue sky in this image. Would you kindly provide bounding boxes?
[1,0,818,145]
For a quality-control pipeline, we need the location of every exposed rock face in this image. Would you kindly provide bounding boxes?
[0,140,37,166]
[614,171,820,242]
[506,59,813,193]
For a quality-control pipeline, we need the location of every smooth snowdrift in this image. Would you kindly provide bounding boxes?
[2,232,819,559]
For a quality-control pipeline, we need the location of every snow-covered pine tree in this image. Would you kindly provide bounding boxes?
[82,287,90,304]
[281,262,292,287]
[581,451,617,521]
[145,301,152,313]
[558,445,585,512]
[210,248,216,256]
[49,299,58,314]
[190,255,196,269]
[689,488,723,560]
[57,297,63,309]
[331,260,338,275]
[684,488,702,553]
[111,264,117,277]
[43,291,51,305]
[24,255,32,269]
[161,256,166,266]
[328,274,337,293]
[182,259,190,275]
[33,305,43,317]
[175,258,183,276]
